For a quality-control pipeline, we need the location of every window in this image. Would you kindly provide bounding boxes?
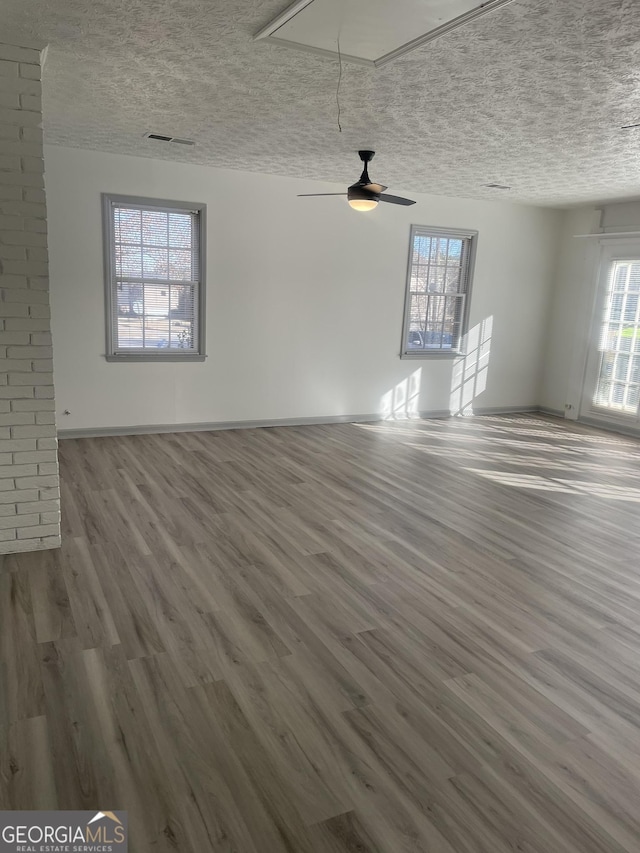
[592,258,640,415]
[401,225,477,357]
[102,194,206,361]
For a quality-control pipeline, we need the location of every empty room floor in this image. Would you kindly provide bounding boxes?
[2,414,640,852]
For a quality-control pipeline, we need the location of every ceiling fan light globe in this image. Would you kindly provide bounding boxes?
[347,184,379,211]
[348,198,379,211]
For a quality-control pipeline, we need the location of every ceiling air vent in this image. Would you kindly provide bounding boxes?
[143,133,195,146]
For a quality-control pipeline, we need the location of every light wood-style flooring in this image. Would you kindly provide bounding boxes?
[2,414,640,852]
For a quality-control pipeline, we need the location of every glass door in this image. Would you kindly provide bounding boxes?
[582,244,640,426]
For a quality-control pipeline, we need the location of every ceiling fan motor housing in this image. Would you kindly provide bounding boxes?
[348,184,380,203]
[296,150,415,207]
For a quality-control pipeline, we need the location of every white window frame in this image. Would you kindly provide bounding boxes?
[102,193,207,362]
[400,225,477,359]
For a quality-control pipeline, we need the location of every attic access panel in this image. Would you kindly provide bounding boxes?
[255,0,515,67]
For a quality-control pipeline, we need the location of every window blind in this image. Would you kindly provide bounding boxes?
[108,201,202,355]
[403,228,474,354]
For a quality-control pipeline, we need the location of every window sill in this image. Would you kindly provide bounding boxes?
[400,351,463,360]
[106,354,207,363]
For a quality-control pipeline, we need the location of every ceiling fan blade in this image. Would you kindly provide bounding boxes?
[362,183,387,193]
[297,193,346,197]
[379,193,416,206]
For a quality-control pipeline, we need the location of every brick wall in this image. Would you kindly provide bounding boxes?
[0,42,60,554]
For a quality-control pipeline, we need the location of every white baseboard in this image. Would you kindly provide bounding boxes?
[537,406,566,419]
[57,405,541,440]
[58,413,381,439]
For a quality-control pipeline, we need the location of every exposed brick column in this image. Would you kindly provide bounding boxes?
[0,42,60,554]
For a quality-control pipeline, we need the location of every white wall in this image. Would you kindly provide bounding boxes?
[539,205,600,416]
[44,145,561,432]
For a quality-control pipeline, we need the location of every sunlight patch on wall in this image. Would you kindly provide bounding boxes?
[380,368,422,420]
[450,316,493,416]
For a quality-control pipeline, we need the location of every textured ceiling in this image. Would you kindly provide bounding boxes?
[4,0,640,207]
